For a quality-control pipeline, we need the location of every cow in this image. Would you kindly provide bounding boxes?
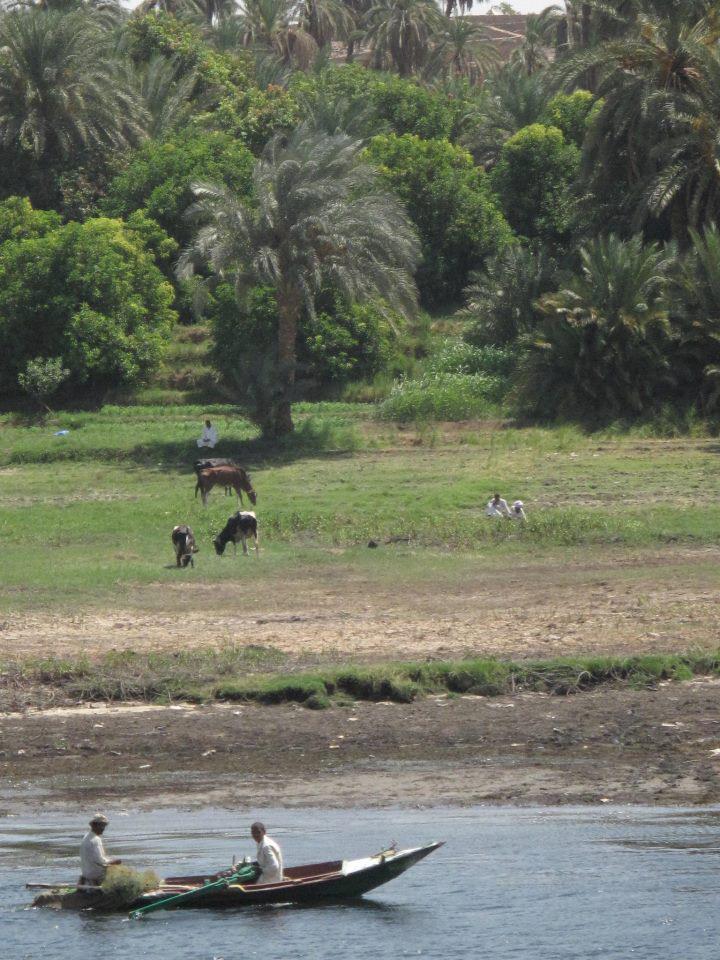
[172,524,198,568]
[195,465,257,507]
[194,459,237,496]
[214,511,259,557]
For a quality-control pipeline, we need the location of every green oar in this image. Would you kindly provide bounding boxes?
[129,865,257,919]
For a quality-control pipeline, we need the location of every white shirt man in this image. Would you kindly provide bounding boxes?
[79,814,121,885]
[486,494,511,518]
[197,420,218,449]
[251,821,283,884]
[511,500,527,521]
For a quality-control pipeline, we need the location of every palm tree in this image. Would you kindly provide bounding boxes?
[0,9,144,198]
[426,17,498,85]
[518,234,675,419]
[461,242,557,346]
[301,0,354,46]
[236,0,317,67]
[511,6,562,76]
[178,125,420,435]
[363,0,444,77]
[442,0,473,18]
[134,55,198,139]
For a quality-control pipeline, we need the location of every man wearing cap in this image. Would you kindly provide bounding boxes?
[79,814,121,886]
[250,821,283,884]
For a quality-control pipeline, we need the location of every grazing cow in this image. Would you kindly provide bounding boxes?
[195,466,257,507]
[172,524,198,568]
[214,511,259,556]
[194,459,238,495]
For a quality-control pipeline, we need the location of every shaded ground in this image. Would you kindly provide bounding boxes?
[2,679,720,812]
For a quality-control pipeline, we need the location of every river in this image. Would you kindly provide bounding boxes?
[2,806,720,959]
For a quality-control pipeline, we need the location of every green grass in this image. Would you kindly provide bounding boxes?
[4,648,719,708]
[1,402,720,609]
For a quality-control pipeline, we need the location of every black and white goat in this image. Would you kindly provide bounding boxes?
[172,524,198,568]
[213,511,259,557]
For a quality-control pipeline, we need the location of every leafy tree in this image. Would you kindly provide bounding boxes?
[541,89,595,147]
[363,0,444,77]
[366,132,512,304]
[0,9,144,203]
[461,242,557,346]
[103,130,255,247]
[491,123,580,240]
[0,196,61,244]
[179,125,419,435]
[0,214,176,395]
[515,235,675,419]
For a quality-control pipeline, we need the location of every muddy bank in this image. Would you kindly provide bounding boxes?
[2,679,720,811]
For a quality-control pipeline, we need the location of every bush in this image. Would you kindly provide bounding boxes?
[17,357,69,411]
[426,339,516,378]
[377,371,504,421]
[491,124,580,241]
[365,133,512,305]
[0,209,176,397]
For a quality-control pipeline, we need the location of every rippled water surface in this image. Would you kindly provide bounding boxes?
[3,805,720,960]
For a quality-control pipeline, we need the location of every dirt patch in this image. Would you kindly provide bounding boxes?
[2,680,720,811]
[2,546,719,662]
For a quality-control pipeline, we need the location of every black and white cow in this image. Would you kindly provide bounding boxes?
[213,511,259,557]
[172,524,198,568]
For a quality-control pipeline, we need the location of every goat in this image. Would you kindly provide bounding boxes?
[172,524,198,568]
[213,511,259,557]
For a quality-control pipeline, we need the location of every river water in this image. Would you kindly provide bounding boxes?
[3,805,720,960]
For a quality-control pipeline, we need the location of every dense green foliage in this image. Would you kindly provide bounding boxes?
[1,0,720,428]
[366,133,511,303]
[0,202,176,397]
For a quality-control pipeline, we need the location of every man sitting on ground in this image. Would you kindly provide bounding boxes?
[197,419,218,449]
[251,821,283,884]
[511,500,526,521]
[79,813,121,886]
[486,493,511,518]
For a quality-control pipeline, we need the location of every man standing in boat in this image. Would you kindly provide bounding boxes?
[79,813,121,886]
[251,821,283,884]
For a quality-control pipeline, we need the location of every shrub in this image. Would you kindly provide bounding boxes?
[426,339,516,378]
[365,133,512,304]
[377,371,503,421]
[17,357,69,411]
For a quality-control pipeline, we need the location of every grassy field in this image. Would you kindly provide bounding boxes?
[1,403,719,689]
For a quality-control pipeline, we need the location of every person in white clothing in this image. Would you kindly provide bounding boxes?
[511,500,526,521]
[197,419,218,449]
[251,821,283,884]
[486,493,511,518]
[79,813,121,886]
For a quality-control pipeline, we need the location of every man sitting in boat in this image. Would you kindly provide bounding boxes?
[251,821,283,884]
[79,813,121,886]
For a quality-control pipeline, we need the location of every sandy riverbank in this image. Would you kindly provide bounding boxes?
[2,679,720,812]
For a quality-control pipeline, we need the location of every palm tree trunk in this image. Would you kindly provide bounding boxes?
[273,284,301,436]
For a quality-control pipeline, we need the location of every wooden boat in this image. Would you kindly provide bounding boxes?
[30,841,443,913]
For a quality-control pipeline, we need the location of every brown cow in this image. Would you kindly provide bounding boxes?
[194,466,257,507]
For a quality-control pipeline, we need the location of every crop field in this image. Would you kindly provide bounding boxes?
[1,404,719,682]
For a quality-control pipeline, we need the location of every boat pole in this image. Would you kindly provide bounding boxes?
[129,864,257,919]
